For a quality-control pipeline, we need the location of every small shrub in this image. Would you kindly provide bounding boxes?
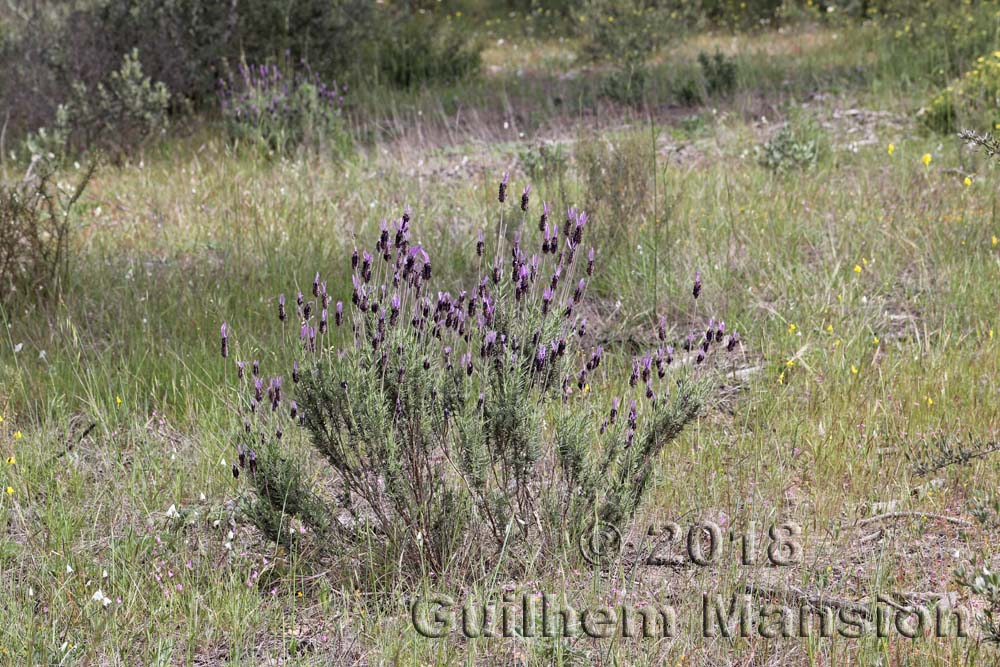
[518,141,570,192]
[924,51,1000,134]
[222,176,739,580]
[754,121,825,173]
[575,129,657,245]
[69,49,171,158]
[955,555,1000,643]
[218,60,350,157]
[370,12,481,89]
[579,0,668,106]
[20,49,170,161]
[699,50,738,97]
[0,160,95,301]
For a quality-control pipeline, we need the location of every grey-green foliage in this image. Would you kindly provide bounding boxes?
[955,556,1000,642]
[229,188,727,580]
[754,121,824,173]
[22,49,169,161]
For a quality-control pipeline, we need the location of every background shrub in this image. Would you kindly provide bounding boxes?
[0,160,95,301]
[219,59,350,157]
[754,119,826,172]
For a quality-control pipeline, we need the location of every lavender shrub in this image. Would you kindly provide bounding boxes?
[223,177,741,577]
[217,59,350,156]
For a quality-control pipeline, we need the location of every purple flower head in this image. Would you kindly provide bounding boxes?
[578,318,587,338]
[587,247,595,276]
[521,184,532,211]
[237,360,245,379]
[252,359,260,377]
[542,286,553,314]
[361,251,373,282]
[351,248,359,270]
[727,331,739,352]
[498,172,509,203]
[297,291,304,308]
[278,294,286,322]
[716,321,725,342]
[313,272,320,297]
[693,270,702,299]
[292,360,300,383]
[221,322,229,358]
[289,400,298,420]
[610,397,620,424]
[320,308,328,334]
[658,316,666,341]
[696,349,706,364]
[335,301,343,326]
[539,201,550,231]
[476,229,484,257]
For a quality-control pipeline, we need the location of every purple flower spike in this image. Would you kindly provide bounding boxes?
[539,201,550,231]
[727,331,739,352]
[335,301,343,326]
[320,308,328,334]
[693,270,702,299]
[521,184,532,211]
[237,360,246,379]
[313,272,320,297]
[716,321,725,343]
[587,247,595,276]
[292,360,300,383]
[499,172,510,203]
[476,229,484,257]
[221,322,229,359]
[278,294,286,322]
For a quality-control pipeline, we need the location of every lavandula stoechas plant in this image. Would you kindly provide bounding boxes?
[217,58,349,155]
[224,176,739,576]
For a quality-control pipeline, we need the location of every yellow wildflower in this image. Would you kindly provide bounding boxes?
[964,176,973,186]
[116,395,123,406]
[826,324,833,332]
[851,365,859,374]
[887,143,895,155]
[922,153,932,167]
[873,335,879,345]
[4,487,12,496]
[778,371,785,385]
[834,338,842,347]
[12,431,22,441]
[787,323,797,334]
[786,359,795,368]
[926,396,934,407]
[5,456,14,465]
[992,235,998,247]
[853,265,862,273]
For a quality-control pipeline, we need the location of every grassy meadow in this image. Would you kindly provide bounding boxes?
[2,8,1000,666]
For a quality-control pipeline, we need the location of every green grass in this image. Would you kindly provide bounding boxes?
[2,17,1000,666]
